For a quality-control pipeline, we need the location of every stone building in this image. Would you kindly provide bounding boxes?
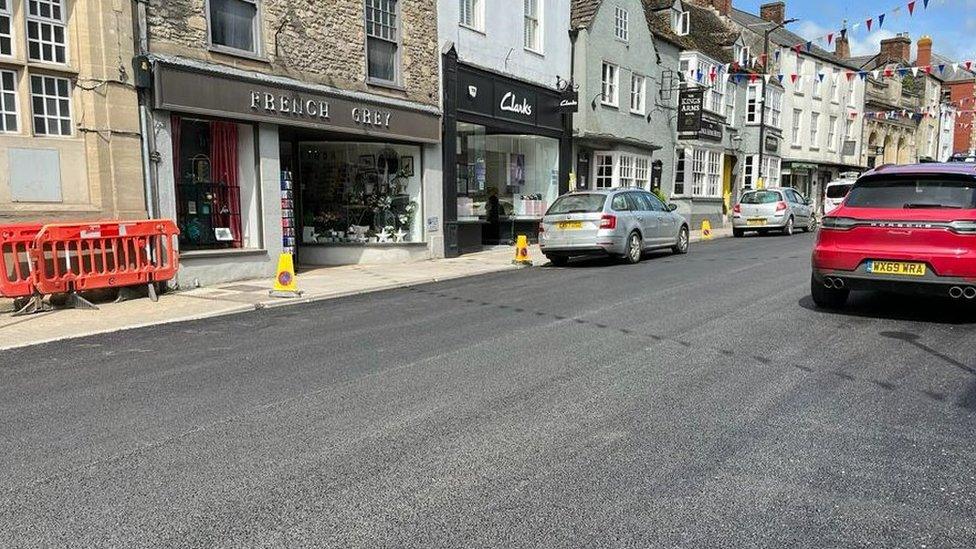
[0,0,146,224]
[139,0,441,287]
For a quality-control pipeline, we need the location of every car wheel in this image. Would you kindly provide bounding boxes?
[547,255,568,267]
[811,273,849,309]
[733,228,744,238]
[624,231,642,264]
[783,216,794,236]
[672,225,690,254]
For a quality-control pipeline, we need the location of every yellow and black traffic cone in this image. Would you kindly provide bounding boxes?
[512,235,533,267]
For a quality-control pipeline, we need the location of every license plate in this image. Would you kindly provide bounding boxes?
[746,218,767,226]
[557,221,583,230]
[867,261,927,276]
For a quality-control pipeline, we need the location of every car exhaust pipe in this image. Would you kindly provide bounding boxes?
[823,278,835,289]
[833,278,845,289]
[949,286,964,299]
[965,287,976,300]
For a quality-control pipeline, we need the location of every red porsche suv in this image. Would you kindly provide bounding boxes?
[811,163,976,308]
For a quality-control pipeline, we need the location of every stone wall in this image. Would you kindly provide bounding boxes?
[146,0,439,107]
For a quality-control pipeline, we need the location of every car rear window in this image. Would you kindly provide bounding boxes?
[844,177,976,209]
[547,194,607,214]
[825,184,853,199]
[740,191,781,204]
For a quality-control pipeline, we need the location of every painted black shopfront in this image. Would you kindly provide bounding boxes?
[442,49,573,256]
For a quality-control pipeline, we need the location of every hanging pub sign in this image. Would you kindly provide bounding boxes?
[697,116,723,142]
[765,134,780,153]
[677,89,704,134]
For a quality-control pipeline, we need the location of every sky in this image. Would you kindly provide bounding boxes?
[734,0,976,62]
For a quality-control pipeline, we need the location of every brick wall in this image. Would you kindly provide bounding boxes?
[146,0,439,106]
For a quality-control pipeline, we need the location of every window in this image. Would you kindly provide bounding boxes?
[675,10,690,36]
[706,150,720,196]
[813,62,823,98]
[725,83,736,123]
[674,148,686,195]
[0,0,12,56]
[619,155,634,187]
[736,45,750,67]
[848,79,856,106]
[635,157,649,188]
[365,0,399,84]
[829,69,839,102]
[691,148,706,196]
[523,0,540,52]
[601,62,618,107]
[746,83,759,124]
[743,155,755,188]
[766,87,782,129]
[810,112,820,148]
[791,109,802,146]
[845,118,854,140]
[27,0,67,63]
[682,54,726,115]
[614,7,628,41]
[765,157,781,187]
[630,73,645,114]
[459,0,483,30]
[595,153,613,188]
[0,69,16,132]
[827,116,838,151]
[30,74,70,136]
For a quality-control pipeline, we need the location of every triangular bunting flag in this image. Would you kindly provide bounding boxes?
[911,67,919,76]
[845,71,855,82]
[937,64,946,74]
[866,18,873,32]
[872,70,881,79]
[805,41,813,52]
[923,0,929,7]
[764,74,772,85]
[908,1,916,15]
[790,74,799,84]
[878,14,886,28]
[966,61,974,72]
[817,73,825,83]
[827,33,834,46]
[859,71,868,81]
[777,74,786,84]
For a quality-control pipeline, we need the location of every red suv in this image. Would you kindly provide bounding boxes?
[811,163,976,308]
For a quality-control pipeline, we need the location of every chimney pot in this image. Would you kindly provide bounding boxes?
[917,35,933,67]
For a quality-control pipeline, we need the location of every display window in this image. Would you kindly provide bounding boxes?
[455,122,559,229]
[172,116,250,251]
[299,142,423,244]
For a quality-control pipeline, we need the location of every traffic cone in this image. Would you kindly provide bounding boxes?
[512,234,533,267]
[701,220,713,241]
[269,253,303,298]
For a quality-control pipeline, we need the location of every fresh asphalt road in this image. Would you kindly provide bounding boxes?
[2,233,975,548]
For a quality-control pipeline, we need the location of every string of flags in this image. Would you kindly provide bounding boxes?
[685,61,976,87]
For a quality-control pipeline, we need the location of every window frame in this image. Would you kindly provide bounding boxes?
[459,0,484,32]
[614,6,629,42]
[0,0,14,58]
[29,73,71,137]
[594,152,614,189]
[809,111,820,150]
[630,72,645,115]
[675,10,690,36]
[673,147,686,196]
[812,62,823,99]
[791,108,802,147]
[827,115,838,152]
[0,68,18,133]
[523,0,542,54]
[26,0,68,65]
[601,61,619,107]
[364,0,402,86]
[205,0,263,59]
[591,151,653,190]
[746,83,759,124]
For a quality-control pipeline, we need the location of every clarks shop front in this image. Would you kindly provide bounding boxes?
[442,52,573,256]
[150,57,441,287]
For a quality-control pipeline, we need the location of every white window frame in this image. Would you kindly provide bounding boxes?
[591,152,653,190]
[30,73,71,136]
[764,157,781,187]
[27,0,68,64]
[635,157,649,188]
[681,52,725,116]
[618,154,634,187]
[746,83,759,124]
[601,62,618,107]
[706,150,720,197]
[827,115,838,152]
[0,0,13,57]
[364,0,401,85]
[673,148,686,196]
[630,73,645,115]
[813,62,823,99]
[594,153,614,189]
[523,0,542,53]
[614,7,628,42]
[848,79,856,107]
[459,0,484,31]
[743,155,755,188]
[791,108,802,146]
[766,86,782,129]
[675,10,690,36]
[725,81,736,123]
[829,69,839,103]
[0,68,18,132]
[810,111,820,149]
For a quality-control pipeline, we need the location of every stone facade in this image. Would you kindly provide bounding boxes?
[0,0,146,224]
[145,0,439,107]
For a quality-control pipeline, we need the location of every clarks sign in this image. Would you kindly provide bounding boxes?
[154,64,439,142]
[456,65,564,132]
[500,92,533,116]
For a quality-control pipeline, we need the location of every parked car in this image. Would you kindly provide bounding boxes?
[948,153,976,163]
[539,189,690,265]
[823,180,855,214]
[811,163,976,308]
[732,188,814,237]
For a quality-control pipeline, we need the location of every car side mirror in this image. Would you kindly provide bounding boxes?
[667,203,679,212]
[804,198,812,205]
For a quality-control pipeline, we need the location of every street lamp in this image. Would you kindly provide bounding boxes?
[757,18,799,186]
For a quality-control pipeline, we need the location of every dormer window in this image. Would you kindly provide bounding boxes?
[614,7,629,41]
[674,10,690,36]
[739,46,750,67]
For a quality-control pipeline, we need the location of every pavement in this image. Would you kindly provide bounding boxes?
[0,227,732,350]
[10,228,973,548]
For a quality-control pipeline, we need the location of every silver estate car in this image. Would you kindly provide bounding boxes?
[539,189,690,265]
[732,187,814,237]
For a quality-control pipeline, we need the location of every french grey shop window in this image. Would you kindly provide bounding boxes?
[209,0,259,54]
[365,0,399,84]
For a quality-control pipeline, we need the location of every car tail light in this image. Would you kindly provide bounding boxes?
[733,204,741,214]
[775,201,787,212]
[599,214,617,230]
[820,216,858,231]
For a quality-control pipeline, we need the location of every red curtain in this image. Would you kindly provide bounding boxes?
[209,121,242,248]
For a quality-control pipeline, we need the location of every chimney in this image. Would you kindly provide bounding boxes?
[879,33,912,65]
[917,35,933,67]
[835,33,850,59]
[760,2,785,25]
[689,0,732,17]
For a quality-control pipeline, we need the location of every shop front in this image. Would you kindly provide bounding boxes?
[149,57,441,286]
[441,53,573,256]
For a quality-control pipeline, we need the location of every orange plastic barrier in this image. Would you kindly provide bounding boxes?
[0,223,43,298]
[31,220,180,296]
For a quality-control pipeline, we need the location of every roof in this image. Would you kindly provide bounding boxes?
[728,8,858,70]
[571,0,602,30]
[645,1,739,63]
[864,162,976,178]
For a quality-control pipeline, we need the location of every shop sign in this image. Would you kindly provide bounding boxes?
[249,91,331,121]
[677,89,704,134]
[764,134,780,153]
[842,140,856,156]
[697,117,723,142]
[457,64,564,132]
[500,91,533,117]
[557,90,579,113]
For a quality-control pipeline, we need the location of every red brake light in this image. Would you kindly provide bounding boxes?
[599,214,617,229]
[776,201,787,212]
[733,204,741,214]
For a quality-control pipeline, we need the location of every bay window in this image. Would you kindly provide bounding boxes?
[680,53,725,116]
[591,152,652,189]
[675,147,723,198]
[743,155,780,188]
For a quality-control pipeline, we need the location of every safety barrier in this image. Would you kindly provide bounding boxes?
[0,223,43,299]
[0,219,179,315]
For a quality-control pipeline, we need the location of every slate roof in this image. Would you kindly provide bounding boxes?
[728,7,858,70]
[571,0,602,30]
[644,0,739,63]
